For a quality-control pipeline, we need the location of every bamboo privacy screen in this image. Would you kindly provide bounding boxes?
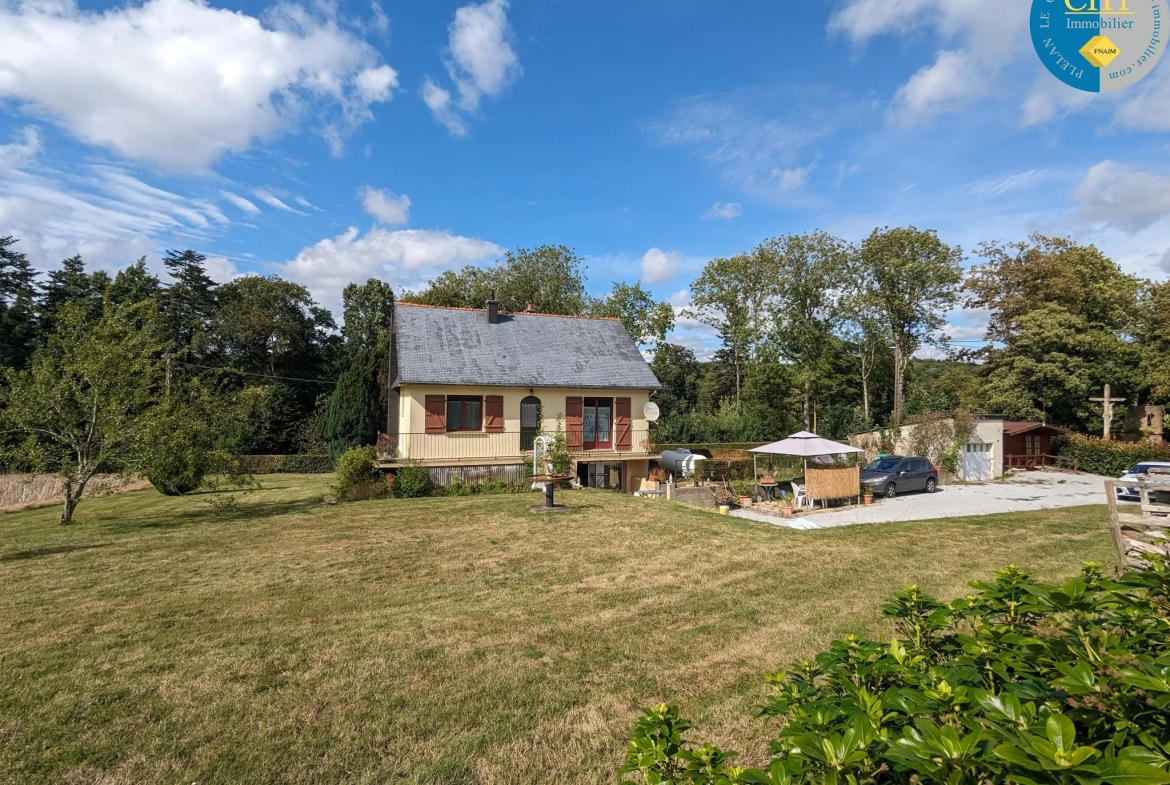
[1106,472,1170,575]
[805,465,860,501]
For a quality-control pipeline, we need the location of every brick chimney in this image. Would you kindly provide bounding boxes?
[486,290,499,324]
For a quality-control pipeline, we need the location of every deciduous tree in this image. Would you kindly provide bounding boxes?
[859,227,963,423]
[591,281,675,349]
[1,301,165,523]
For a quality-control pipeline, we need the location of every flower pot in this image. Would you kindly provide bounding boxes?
[863,494,873,505]
[782,506,793,517]
[760,476,775,484]
[738,495,752,507]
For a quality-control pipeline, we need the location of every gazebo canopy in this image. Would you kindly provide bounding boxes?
[749,431,865,458]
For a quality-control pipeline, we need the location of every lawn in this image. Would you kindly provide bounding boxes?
[0,476,1114,785]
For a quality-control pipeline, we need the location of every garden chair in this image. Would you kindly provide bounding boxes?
[790,481,811,509]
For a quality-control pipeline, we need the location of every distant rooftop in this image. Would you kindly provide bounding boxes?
[392,303,661,390]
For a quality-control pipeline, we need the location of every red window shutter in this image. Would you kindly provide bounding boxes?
[425,395,446,433]
[566,397,583,452]
[485,395,505,432]
[615,397,632,452]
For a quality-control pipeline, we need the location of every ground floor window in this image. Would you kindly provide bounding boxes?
[446,396,483,432]
[577,462,623,491]
[1025,435,1042,456]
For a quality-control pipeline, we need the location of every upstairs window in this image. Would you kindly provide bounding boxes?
[446,396,483,432]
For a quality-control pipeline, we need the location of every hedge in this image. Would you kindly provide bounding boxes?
[234,455,334,474]
[1052,434,1170,477]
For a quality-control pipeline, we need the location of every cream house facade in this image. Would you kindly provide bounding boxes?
[381,300,661,492]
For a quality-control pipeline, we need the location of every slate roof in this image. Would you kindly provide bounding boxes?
[392,304,661,390]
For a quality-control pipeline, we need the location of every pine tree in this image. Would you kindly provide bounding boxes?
[161,249,218,359]
[0,236,40,371]
[39,254,108,334]
[321,348,380,462]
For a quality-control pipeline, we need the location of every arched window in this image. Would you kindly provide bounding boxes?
[520,396,541,451]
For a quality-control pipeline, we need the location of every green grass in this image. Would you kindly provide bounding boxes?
[0,475,1114,784]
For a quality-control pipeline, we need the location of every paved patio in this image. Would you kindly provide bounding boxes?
[730,470,1111,529]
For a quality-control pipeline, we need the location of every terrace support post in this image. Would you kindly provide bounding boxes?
[545,482,555,509]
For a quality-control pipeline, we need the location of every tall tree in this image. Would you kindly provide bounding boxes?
[967,236,1142,428]
[591,282,675,349]
[321,348,381,461]
[1140,281,1170,403]
[0,236,40,372]
[685,254,776,407]
[402,245,590,315]
[342,278,395,352]
[160,249,218,359]
[763,232,850,430]
[38,255,109,334]
[496,245,589,314]
[107,258,162,307]
[1,301,165,523]
[650,344,702,420]
[859,227,963,423]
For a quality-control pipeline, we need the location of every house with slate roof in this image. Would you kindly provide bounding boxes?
[381,294,661,492]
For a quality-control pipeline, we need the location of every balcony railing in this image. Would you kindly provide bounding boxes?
[382,431,654,463]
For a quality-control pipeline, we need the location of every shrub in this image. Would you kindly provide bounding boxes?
[439,478,533,496]
[620,559,1170,785]
[234,455,334,474]
[1053,434,1170,477]
[392,462,433,499]
[332,446,385,501]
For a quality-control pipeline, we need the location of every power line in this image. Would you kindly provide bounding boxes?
[171,360,336,385]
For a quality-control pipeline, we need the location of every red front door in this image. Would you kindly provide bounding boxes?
[582,398,612,450]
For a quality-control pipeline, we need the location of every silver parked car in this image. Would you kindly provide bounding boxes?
[1115,461,1170,501]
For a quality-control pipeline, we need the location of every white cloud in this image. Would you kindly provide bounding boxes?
[701,201,742,220]
[421,78,467,136]
[424,0,521,135]
[253,188,306,215]
[639,248,682,284]
[0,126,42,171]
[360,186,411,225]
[967,169,1060,198]
[646,89,840,201]
[281,226,503,309]
[221,190,260,215]
[774,163,816,192]
[0,161,228,270]
[0,0,398,171]
[1072,161,1170,232]
[830,0,1026,122]
[892,50,991,120]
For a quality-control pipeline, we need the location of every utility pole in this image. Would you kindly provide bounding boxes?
[1089,384,1125,441]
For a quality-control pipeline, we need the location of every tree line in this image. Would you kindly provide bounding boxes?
[1,228,1166,519]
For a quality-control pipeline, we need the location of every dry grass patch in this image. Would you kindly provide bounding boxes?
[0,475,1113,784]
[0,473,151,514]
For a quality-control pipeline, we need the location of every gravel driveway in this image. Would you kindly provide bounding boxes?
[730,470,1111,529]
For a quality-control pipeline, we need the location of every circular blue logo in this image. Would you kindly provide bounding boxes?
[1031,0,1168,92]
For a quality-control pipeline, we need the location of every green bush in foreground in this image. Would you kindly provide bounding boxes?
[331,446,386,501]
[621,559,1170,785]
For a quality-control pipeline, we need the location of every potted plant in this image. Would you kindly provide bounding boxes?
[779,491,794,517]
[861,482,875,505]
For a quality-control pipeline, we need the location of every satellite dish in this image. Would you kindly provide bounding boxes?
[644,402,660,422]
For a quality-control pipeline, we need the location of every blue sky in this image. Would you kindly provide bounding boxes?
[2,0,1169,355]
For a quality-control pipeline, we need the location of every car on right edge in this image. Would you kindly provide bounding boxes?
[1115,461,1170,501]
